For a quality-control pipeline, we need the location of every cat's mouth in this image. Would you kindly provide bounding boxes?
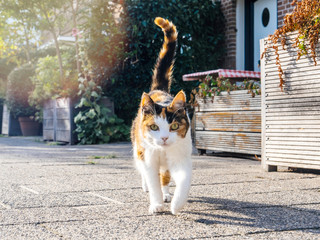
[160,142,171,147]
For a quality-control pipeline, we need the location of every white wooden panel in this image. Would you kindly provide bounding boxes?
[195,131,261,155]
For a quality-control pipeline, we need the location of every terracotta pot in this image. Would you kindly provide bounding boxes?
[18,117,41,136]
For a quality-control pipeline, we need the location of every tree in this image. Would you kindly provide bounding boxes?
[0,0,39,64]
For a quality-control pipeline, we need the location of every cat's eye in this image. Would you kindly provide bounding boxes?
[170,123,179,130]
[150,124,159,131]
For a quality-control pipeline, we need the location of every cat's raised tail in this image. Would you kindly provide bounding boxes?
[151,17,178,93]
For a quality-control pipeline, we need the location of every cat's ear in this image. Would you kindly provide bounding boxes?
[141,92,154,115]
[170,90,186,110]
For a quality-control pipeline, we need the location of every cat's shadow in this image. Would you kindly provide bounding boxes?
[184,197,320,232]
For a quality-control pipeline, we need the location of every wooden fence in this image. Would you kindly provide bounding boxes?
[260,33,320,171]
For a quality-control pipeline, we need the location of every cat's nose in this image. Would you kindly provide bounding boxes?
[162,137,168,142]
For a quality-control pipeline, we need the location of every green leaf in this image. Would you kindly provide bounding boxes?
[87,109,96,119]
[91,91,99,98]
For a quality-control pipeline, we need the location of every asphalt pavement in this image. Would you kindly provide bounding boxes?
[0,136,320,239]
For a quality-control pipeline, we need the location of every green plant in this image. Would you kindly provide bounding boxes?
[6,63,37,117]
[87,161,97,165]
[89,154,117,159]
[74,77,130,145]
[29,48,78,114]
[100,0,225,124]
[190,75,260,107]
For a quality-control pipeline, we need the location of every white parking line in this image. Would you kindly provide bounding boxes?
[87,192,124,205]
[0,202,11,209]
[20,186,39,195]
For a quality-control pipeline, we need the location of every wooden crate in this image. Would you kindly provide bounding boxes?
[195,90,261,155]
[43,97,114,144]
[260,33,320,171]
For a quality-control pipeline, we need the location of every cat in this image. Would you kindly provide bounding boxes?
[131,17,192,215]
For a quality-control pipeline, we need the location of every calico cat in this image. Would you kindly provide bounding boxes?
[131,17,192,215]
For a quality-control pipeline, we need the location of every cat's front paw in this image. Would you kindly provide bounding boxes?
[163,193,172,203]
[170,202,183,215]
[149,204,164,214]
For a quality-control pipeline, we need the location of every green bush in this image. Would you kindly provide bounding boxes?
[29,48,79,111]
[74,77,130,144]
[6,64,36,117]
[104,0,225,123]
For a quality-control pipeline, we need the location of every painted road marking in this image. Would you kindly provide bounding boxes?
[87,192,124,205]
[20,186,39,195]
[0,202,11,209]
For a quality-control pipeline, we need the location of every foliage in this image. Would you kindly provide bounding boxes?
[103,0,225,123]
[79,0,125,77]
[0,78,7,99]
[29,47,78,112]
[190,75,260,107]
[6,64,37,117]
[0,0,40,64]
[262,0,320,90]
[74,77,130,145]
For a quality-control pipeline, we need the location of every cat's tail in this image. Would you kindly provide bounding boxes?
[151,17,178,92]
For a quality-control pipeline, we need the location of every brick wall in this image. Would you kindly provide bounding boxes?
[220,0,237,69]
[277,0,296,28]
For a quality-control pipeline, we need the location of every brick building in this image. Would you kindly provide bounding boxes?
[219,0,295,71]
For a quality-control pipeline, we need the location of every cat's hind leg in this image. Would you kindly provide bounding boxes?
[160,170,172,202]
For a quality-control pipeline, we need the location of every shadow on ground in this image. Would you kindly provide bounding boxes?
[186,197,320,233]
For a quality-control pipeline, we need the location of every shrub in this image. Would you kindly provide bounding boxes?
[100,0,225,124]
[6,64,36,117]
[29,48,78,111]
[74,77,130,144]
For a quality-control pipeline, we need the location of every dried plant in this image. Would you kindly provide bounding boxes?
[262,0,320,90]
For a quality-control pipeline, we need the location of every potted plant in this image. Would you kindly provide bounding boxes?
[6,64,40,136]
[260,0,320,171]
[190,75,261,155]
[29,49,79,143]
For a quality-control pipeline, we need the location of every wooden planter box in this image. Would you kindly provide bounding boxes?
[195,90,261,155]
[43,97,114,144]
[1,104,22,136]
[260,34,320,171]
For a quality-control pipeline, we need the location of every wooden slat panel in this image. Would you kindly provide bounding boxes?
[266,127,320,132]
[56,108,70,119]
[57,119,71,131]
[43,119,54,130]
[265,76,320,88]
[1,104,9,135]
[266,140,320,147]
[266,96,320,105]
[265,66,320,77]
[266,148,320,156]
[56,130,71,142]
[195,131,261,155]
[195,111,261,132]
[266,160,320,170]
[266,132,320,137]
[266,145,320,151]
[43,130,54,141]
[196,90,261,112]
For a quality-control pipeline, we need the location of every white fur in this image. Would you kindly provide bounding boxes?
[134,115,192,215]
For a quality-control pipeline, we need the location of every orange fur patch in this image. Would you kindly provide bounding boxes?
[160,170,171,186]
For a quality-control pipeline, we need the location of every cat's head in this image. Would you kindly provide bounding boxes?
[139,90,189,148]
